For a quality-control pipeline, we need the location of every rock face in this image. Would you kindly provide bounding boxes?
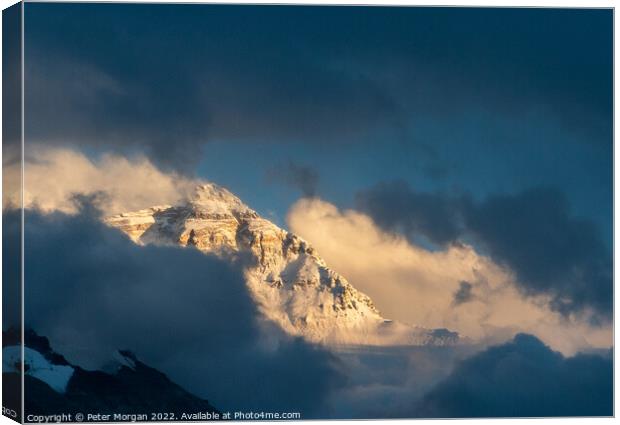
[106,184,458,346]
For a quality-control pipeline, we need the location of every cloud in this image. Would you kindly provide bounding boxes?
[266,161,319,197]
[25,52,211,172]
[12,205,342,416]
[4,147,203,215]
[463,188,612,320]
[452,281,473,306]
[416,333,613,417]
[356,180,465,246]
[322,344,469,418]
[3,3,21,149]
[287,198,612,355]
[24,5,611,172]
[329,335,611,419]
[2,207,21,331]
[23,5,406,172]
[356,181,612,321]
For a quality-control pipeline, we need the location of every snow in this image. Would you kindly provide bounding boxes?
[106,182,461,347]
[189,184,255,216]
[3,346,74,393]
[112,350,137,371]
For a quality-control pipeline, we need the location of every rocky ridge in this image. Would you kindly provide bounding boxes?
[105,184,459,346]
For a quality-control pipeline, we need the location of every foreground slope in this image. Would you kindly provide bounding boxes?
[2,329,219,419]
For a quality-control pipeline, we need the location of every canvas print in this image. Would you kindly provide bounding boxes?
[2,3,614,422]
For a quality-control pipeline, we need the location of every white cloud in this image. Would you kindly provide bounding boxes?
[4,146,203,215]
[287,198,611,355]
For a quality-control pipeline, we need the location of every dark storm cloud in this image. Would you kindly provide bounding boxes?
[2,4,21,151]
[24,50,210,171]
[266,161,319,197]
[24,5,611,171]
[416,333,613,417]
[452,281,474,306]
[2,208,21,330]
[23,4,404,171]
[2,4,22,328]
[356,181,612,320]
[356,180,465,245]
[463,188,612,319]
[12,204,342,415]
[2,3,26,332]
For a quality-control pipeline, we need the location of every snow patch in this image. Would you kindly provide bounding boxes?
[3,346,74,393]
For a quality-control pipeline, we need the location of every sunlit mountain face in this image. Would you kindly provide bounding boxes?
[3,3,612,420]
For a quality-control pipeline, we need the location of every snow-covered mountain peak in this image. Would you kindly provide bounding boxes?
[105,181,460,347]
[188,184,255,217]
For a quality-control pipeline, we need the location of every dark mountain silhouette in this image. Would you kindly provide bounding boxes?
[3,329,220,421]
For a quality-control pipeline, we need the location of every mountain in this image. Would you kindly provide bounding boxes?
[2,329,219,420]
[106,183,459,346]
